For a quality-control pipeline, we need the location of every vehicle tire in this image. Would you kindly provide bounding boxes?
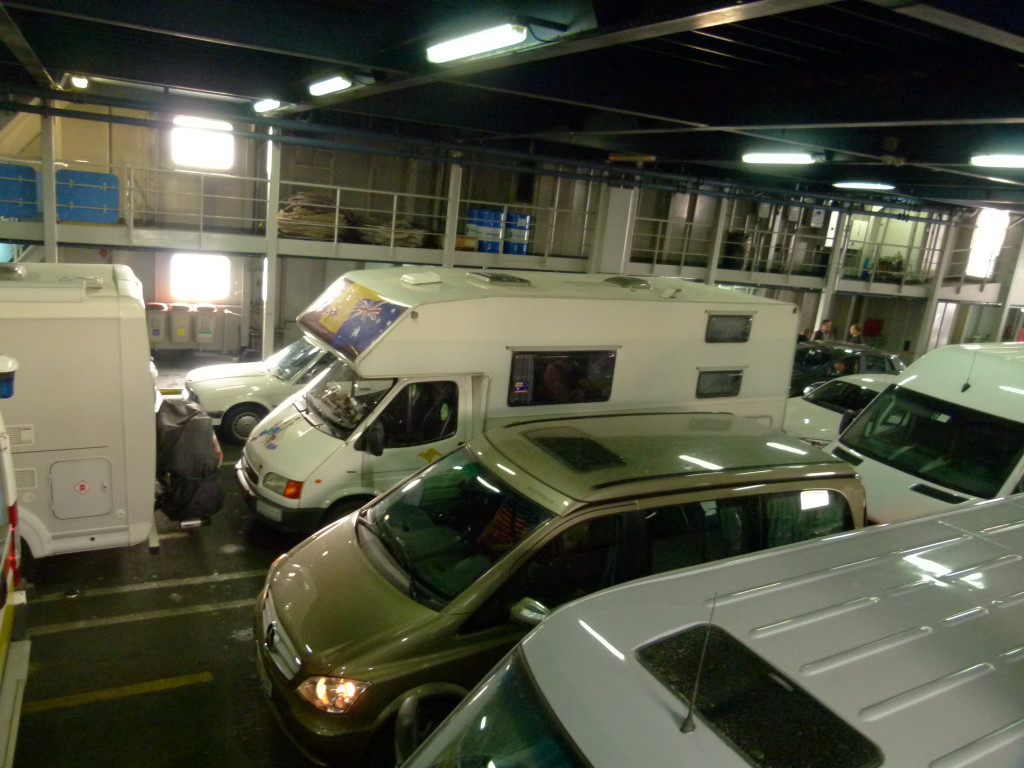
[393,694,463,764]
[219,403,267,445]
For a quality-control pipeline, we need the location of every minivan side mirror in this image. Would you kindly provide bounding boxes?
[510,597,549,627]
[838,408,859,435]
[354,420,384,456]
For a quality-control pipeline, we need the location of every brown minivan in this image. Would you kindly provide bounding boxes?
[254,412,866,767]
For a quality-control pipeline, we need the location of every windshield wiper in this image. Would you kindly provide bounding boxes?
[382,531,423,601]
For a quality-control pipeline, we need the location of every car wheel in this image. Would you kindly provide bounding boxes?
[220,403,267,444]
[393,694,463,765]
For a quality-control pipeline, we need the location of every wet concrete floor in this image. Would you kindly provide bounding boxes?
[13,440,318,768]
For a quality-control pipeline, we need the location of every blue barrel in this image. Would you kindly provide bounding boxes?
[504,212,531,255]
[467,208,502,253]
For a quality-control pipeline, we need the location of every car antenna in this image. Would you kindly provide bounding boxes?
[961,347,979,393]
[680,592,718,734]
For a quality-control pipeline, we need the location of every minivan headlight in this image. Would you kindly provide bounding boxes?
[296,676,370,714]
[263,472,303,499]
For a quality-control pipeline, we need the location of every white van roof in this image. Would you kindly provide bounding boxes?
[523,494,1024,768]
[894,342,1024,415]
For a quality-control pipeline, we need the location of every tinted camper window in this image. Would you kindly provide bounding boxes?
[706,314,752,343]
[508,351,615,406]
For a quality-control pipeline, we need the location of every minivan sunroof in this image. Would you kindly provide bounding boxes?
[525,427,626,472]
[637,624,882,768]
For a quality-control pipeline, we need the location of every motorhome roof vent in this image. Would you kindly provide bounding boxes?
[401,271,442,285]
[466,271,531,286]
[0,264,25,281]
[603,275,650,290]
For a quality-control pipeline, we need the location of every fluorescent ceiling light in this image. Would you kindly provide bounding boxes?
[833,181,895,191]
[70,75,89,89]
[970,154,1024,168]
[253,99,282,113]
[427,23,529,63]
[308,76,352,97]
[742,152,817,165]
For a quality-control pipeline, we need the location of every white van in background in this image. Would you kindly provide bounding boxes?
[828,342,1024,524]
[237,267,800,534]
[400,493,1024,768]
[0,263,157,557]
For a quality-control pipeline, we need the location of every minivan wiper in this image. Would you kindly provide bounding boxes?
[382,533,423,601]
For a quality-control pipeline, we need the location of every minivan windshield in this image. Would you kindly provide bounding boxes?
[841,386,1024,498]
[362,448,555,607]
[299,359,394,438]
[266,338,323,380]
[406,648,591,768]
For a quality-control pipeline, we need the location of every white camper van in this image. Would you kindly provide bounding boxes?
[828,342,1024,524]
[400,493,1024,768]
[0,355,28,767]
[0,263,157,557]
[237,267,799,533]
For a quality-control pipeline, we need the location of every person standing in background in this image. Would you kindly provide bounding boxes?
[848,323,864,344]
[812,319,833,341]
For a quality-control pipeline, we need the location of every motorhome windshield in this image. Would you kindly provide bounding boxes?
[407,648,591,768]
[300,360,394,438]
[362,448,554,607]
[266,338,322,380]
[841,386,1024,498]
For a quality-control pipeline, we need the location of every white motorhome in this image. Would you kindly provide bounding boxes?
[0,263,157,557]
[236,267,799,533]
[0,356,28,767]
[400,493,1024,768]
[828,342,1024,524]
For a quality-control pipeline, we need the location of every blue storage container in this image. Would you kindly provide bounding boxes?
[55,169,119,223]
[467,207,502,253]
[0,163,38,219]
[504,212,531,255]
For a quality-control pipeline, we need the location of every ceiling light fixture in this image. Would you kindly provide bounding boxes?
[253,99,282,114]
[742,152,818,165]
[308,75,352,97]
[427,23,529,63]
[970,154,1024,168]
[833,181,895,191]
[69,75,89,89]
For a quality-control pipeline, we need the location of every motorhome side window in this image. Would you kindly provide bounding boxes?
[379,381,458,448]
[508,351,615,406]
[696,369,743,398]
[706,314,752,343]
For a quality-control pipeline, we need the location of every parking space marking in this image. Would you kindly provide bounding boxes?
[22,672,214,714]
[31,569,267,603]
[28,598,254,636]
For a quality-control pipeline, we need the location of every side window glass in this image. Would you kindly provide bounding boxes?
[462,516,623,634]
[508,350,615,406]
[646,491,854,570]
[379,381,458,448]
[864,355,887,373]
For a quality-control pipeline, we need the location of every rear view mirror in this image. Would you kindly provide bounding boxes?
[510,597,549,627]
[838,408,859,434]
[354,420,384,456]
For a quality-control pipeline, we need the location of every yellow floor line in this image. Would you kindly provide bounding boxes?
[22,671,213,714]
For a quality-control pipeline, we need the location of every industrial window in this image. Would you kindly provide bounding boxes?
[966,208,1009,279]
[508,350,615,406]
[170,115,234,170]
[706,314,752,342]
[696,369,742,398]
[170,252,231,301]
